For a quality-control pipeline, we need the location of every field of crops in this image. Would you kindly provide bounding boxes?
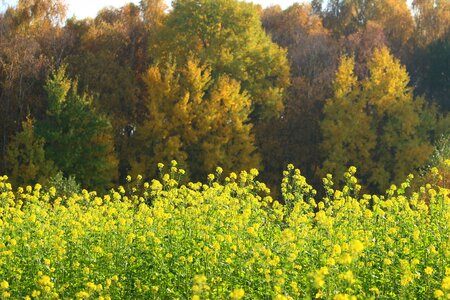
[0,161,449,299]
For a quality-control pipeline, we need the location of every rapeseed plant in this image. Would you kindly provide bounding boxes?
[0,165,449,298]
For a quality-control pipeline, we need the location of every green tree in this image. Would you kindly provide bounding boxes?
[154,0,290,120]
[65,4,149,180]
[5,117,57,187]
[35,66,118,191]
[0,0,68,173]
[321,48,438,192]
[413,31,450,112]
[131,59,260,180]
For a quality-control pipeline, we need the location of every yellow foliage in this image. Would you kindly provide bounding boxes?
[132,59,260,180]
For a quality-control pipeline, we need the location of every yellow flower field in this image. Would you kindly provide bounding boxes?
[0,162,449,299]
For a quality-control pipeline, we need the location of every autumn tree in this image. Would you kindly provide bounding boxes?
[131,59,260,180]
[316,0,413,57]
[260,4,339,188]
[412,0,450,47]
[379,0,414,55]
[154,0,290,121]
[321,55,376,187]
[140,0,167,35]
[321,48,439,192]
[0,0,68,173]
[35,66,118,191]
[5,117,57,186]
[320,0,354,37]
[344,21,387,78]
[66,3,150,180]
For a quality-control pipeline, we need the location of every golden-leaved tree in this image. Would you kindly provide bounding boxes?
[320,55,376,186]
[154,0,290,121]
[0,0,68,173]
[5,117,57,186]
[412,0,450,47]
[321,48,439,192]
[131,59,260,180]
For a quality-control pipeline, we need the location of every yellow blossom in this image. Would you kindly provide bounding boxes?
[0,281,8,290]
[442,277,450,290]
[229,288,245,300]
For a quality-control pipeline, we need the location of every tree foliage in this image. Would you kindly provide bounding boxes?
[0,0,68,172]
[412,0,450,46]
[131,59,260,180]
[260,3,339,189]
[321,48,439,191]
[5,117,57,186]
[35,66,118,190]
[0,0,449,194]
[155,0,290,120]
[412,30,450,112]
[65,3,149,179]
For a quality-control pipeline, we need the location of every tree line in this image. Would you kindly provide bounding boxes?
[0,0,449,194]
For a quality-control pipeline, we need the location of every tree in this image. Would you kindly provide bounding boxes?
[321,48,438,192]
[318,0,413,57]
[154,0,290,121]
[378,0,414,56]
[5,117,57,187]
[7,0,66,28]
[131,59,260,180]
[140,0,167,34]
[260,4,339,188]
[321,0,354,37]
[35,66,118,191]
[66,3,149,180]
[344,21,387,78]
[412,0,450,46]
[321,55,376,186]
[0,0,69,174]
[412,30,450,113]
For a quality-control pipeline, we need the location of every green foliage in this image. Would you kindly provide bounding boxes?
[131,59,260,181]
[5,118,57,186]
[35,66,118,191]
[418,135,450,188]
[415,32,450,112]
[155,0,290,120]
[44,171,81,199]
[430,135,450,167]
[64,5,149,180]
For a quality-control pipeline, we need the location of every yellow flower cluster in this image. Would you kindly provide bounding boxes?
[0,165,449,298]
